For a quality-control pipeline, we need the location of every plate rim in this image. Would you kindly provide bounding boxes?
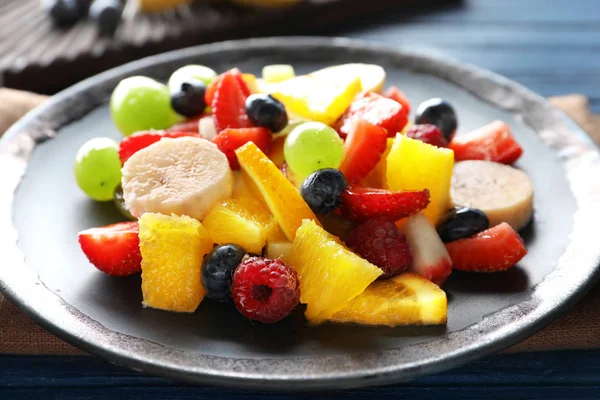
[2,36,600,391]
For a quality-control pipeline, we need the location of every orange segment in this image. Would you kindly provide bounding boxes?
[139,213,213,313]
[386,134,454,224]
[330,273,447,326]
[290,219,382,323]
[235,142,319,241]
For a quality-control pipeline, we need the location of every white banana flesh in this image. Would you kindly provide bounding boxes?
[122,137,232,221]
[450,160,534,231]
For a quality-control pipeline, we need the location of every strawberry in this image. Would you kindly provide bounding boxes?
[205,68,251,109]
[383,86,411,115]
[213,127,271,169]
[446,222,527,272]
[167,115,204,133]
[345,217,412,278]
[338,119,388,183]
[335,91,408,138]
[449,120,523,164]
[403,213,452,285]
[211,71,254,133]
[119,130,201,164]
[340,186,430,223]
[78,221,142,276]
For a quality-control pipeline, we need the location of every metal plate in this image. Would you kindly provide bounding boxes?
[1,37,599,390]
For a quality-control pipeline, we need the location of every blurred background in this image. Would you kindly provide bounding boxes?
[0,0,598,113]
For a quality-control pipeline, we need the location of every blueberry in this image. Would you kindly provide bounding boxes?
[201,244,247,302]
[170,79,207,117]
[300,169,347,214]
[89,0,123,36]
[415,98,458,142]
[43,0,81,26]
[245,94,288,133]
[436,207,490,242]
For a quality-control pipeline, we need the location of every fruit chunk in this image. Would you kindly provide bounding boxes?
[202,244,247,302]
[138,213,213,313]
[436,206,490,243]
[267,135,286,168]
[360,137,394,188]
[212,127,271,169]
[449,120,523,164]
[387,134,454,224]
[345,218,412,278]
[403,213,452,285]
[300,169,347,214]
[235,142,319,241]
[450,160,534,231]
[265,241,293,263]
[232,257,300,323]
[330,273,447,326]
[290,219,382,323]
[118,130,200,164]
[415,98,458,142]
[339,119,388,184]
[335,91,408,138]
[202,196,271,255]
[340,186,430,223]
[122,137,232,221]
[78,221,141,276]
[74,137,122,201]
[245,93,288,133]
[211,70,254,132]
[310,63,386,94]
[268,74,362,125]
[262,64,295,83]
[383,86,411,114]
[446,222,527,272]
[205,68,250,107]
[405,124,448,148]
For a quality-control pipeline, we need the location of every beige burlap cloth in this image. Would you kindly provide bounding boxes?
[0,88,599,355]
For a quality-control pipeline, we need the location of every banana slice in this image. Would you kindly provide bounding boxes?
[122,137,232,221]
[450,160,534,231]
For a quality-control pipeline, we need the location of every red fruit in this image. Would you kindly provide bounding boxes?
[204,68,251,108]
[211,71,254,133]
[338,119,388,183]
[232,257,300,323]
[78,221,142,277]
[405,124,448,148]
[345,217,412,279]
[340,186,430,223]
[449,120,523,164]
[213,127,271,169]
[383,86,411,115]
[403,213,452,285]
[446,222,527,272]
[167,115,204,133]
[119,130,201,164]
[335,91,408,138]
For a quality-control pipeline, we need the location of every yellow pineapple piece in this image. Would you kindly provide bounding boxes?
[235,142,319,241]
[139,213,213,313]
[268,75,362,125]
[361,137,394,188]
[290,220,382,323]
[331,273,447,327]
[387,134,454,224]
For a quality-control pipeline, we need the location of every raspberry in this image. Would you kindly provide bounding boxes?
[345,217,412,278]
[405,124,448,148]
[231,257,300,323]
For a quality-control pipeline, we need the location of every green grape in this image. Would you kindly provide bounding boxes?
[110,76,183,136]
[284,122,344,180]
[74,137,122,202]
[168,65,217,91]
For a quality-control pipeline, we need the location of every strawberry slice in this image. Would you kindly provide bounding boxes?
[335,91,408,138]
[340,186,430,223]
[78,221,142,276]
[205,68,251,109]
[167,115,204,133]
[213,127,271,169]
[119,130,201,164]
[449,120,523,164]
[383,86,411,115]
[338,119,388,183]
[446,222,527,272]
[212,71,254,133]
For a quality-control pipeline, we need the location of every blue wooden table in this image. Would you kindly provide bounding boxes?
[3,0,600,398]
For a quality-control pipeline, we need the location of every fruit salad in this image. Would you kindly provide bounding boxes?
[74,63,532,326]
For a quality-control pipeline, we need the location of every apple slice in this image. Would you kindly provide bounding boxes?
[402,212,452,285]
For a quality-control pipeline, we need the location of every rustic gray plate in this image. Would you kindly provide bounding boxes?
[1,37,600,391]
